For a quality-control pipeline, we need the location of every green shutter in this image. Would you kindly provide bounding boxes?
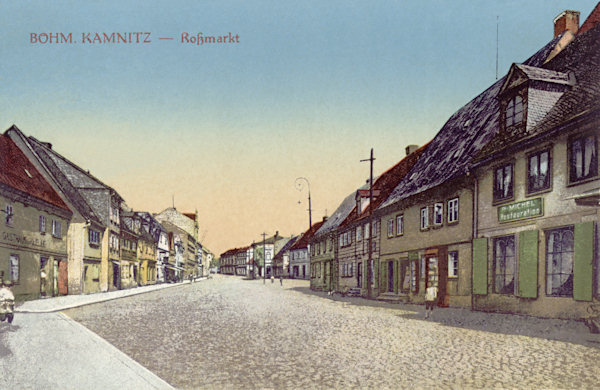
[380,261,385,293]
[518,230,538,298]
[472,238,488,295]
[574,222,594,302]
[393,260,399,293]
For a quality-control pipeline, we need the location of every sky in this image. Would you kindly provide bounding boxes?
[1,1,598,256]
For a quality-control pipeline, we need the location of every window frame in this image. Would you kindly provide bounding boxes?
[396,214,404,236]
[39,215,46,233]
[545,226,574,297]
[505,94,524,128]
[493,163,514,203]
[448,251,459,278]
[52,219,62,238]
[387,218,394,237]
[527,148,552,194]
[493,235,516,295]
[9,254,19,283]
[5,204,14,226]
[420,207,429,230]
[568,132,598,185]
[448,198,459,224]
[433,203,443,226]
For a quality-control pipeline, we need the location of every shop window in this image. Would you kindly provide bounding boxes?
[494,236,516,294]
[9,254,19,283]
[448,251,459,278]
[569,133,597,183]
[494,163,513,202]
[546,226,574,297]
[528,149,551,193]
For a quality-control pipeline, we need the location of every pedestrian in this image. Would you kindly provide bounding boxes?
[279,275,283,286]
[271,275,274,284]
[425,283,438,319]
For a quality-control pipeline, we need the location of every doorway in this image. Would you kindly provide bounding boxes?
[388,261,394,292]
[425,246,448,307]
[357,262,362,288]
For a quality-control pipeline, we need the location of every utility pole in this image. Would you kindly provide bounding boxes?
[262,232,267,284]
[360,148,375,299]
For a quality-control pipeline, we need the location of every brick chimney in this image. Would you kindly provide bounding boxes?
[405,144,419,156]
[554,10,580,38]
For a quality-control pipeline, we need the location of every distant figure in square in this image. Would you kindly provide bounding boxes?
[279,275,283,286]
[425,284,438,319]
[271,275,274,284]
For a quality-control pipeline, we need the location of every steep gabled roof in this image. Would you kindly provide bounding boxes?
[0,134,71,213]
[273,236,299,260]
[475,25,600,164]
[290,220,326,251]
[381,33,567,207]
[315,181,370,237]
[340,142,429,225]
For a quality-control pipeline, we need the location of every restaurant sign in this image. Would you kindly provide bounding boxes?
[498,198,543,223]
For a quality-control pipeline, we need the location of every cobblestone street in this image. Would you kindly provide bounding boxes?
[65,275,600,389]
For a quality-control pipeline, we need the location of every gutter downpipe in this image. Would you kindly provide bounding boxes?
[471,169,478,312]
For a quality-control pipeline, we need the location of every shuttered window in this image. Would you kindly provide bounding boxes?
[545,227,572,297]
[519,230,538,298]
[574,222,594,301]
[472,238,488,295]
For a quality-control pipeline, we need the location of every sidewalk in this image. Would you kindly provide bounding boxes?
[16,279,201,313]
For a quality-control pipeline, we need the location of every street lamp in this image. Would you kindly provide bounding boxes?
[295,177,312,231]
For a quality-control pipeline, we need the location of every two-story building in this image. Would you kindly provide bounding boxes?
[376,20,573,308]
[273,236,298,278]
[219,248,237,275]
[471,17,599,319]
[289,219,325,280]
[0,133,72,300]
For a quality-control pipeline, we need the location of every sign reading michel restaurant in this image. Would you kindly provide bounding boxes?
[498,198,543,223]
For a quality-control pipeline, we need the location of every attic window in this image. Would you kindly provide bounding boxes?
[505,95,523,128]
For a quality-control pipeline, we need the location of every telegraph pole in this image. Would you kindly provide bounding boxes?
[360,148,375,298]
[261,232,267,284]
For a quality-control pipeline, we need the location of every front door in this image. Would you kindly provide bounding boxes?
[388,261,394,292]
[58,260,68,295]
[425,246,448,307]
[357,262,362,288]
[400,259,410,293]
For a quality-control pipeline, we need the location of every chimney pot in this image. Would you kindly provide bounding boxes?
[554,10,580,38]
[405,144,419,156]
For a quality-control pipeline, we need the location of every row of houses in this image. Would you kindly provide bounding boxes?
[0,126,213,300]
[304,7,599,319]
[219,231,303,280]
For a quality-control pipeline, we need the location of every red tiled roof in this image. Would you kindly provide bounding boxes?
[183,212,196,221]
[290,220,326,250]
[579,2,600,35]
[0,134,70,212]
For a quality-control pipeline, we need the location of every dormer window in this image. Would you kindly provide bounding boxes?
[505,95,523,128]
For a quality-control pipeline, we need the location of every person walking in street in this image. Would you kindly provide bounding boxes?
[279,275,283,286]
[425,284,438,319]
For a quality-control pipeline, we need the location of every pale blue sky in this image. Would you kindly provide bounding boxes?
[1,1,597,254]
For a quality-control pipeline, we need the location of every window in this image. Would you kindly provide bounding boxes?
[448,198,459,223]
[433,203,443,225]
[396,215,404,235]
[52,220,62,238]
[5,204,13,225]
[338,235,343,248]
[387,219,394,237]
[528,150,551,193]
[494,163,513,201]
[39,215,46,233]
[420,207,429,230]
[569,133,597,183]
[356,226,362,241]
[505,95,523,128]
[349,263,353,277]
[448,251,458,278]
[546,227,574,297]
[493,236,515,294]
[364,223,369,239]
[410,260,418,292]
[420,256,426,279]
[9,254,19,282]
[88,229,100,245]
